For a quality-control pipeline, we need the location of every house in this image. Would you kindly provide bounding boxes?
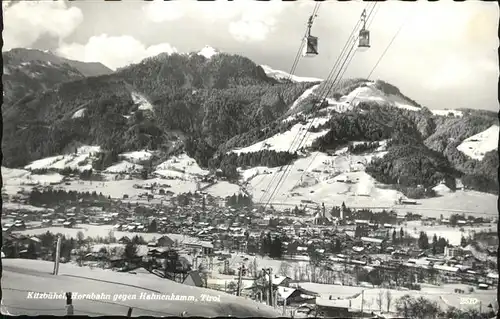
[183,271,205,287]
[63,220,76,228]
[360,237,385,246]
[271,275,293,288]
[118,236,131,244]
[315,297,351,318]
[276,287,303,306]
[157,236,174,247]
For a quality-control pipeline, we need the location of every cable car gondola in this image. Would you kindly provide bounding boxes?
[303,15,319,57]
[358,9,370,51]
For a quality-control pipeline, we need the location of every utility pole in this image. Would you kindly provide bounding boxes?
[236,264,243,296]
[65,292,73,315]
[262,268,273,307]
[53,236,62,275]
[282,297,287,316]
[361,290,364,316]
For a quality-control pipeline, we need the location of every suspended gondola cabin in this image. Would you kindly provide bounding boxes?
[303,35,319,57]
[303,14,318,57]
[358,9,370,51]
[358,29,370,50]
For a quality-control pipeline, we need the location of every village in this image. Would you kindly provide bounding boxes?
[2,183,498,318]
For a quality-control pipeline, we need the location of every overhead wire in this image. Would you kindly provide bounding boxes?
[258,2,374,205]
[255,2,322,202]
[277,6,413,210]
[261,3,378,210]
[249,2,321,196]
[285,3,381,189]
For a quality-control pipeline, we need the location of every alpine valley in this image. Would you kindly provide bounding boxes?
[2,47,498,217]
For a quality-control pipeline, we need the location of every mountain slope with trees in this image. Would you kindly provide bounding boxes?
[2,52,314,169]
[2,50,497,196]
[2,48,113,106]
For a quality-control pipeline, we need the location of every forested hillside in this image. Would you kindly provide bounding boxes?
[2,48,112,106]
[2,50,497,196]
[2,52,314,168]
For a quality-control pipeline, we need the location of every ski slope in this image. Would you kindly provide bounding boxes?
[231,117,330,155]
[2,259,280,317]
[456,125,499,161]
[290,84,321,110]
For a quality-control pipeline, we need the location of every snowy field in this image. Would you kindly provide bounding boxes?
[155,154,209,177]
[243,150,497,218]
[2,259,280,317]
[24,146,101,172]
[231,118,330,155]
[403,221,495,246]
[457,125,499,161]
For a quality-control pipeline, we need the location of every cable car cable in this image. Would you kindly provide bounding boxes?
[259,3,376,207]
[259,4,371,202]
[283,6,384,192]
[257,2,322,204]
[260,4,377,209]
[262,4,379,210]
[284,6,410,206]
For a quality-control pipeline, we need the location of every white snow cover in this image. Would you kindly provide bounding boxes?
[198,45,219,59]
[131,92,153,111]
[2,259,280,317]
[290,84,321,110]
[120,150,153,163]
[24,145,101,172]
[155,153,209,177]
[336,81,420,111]
[231,117,330,155]
[104,161,143,173]
[431,109,464,117]
[71,108,86,119]
[457,125,499,160]
[260,65,322,83]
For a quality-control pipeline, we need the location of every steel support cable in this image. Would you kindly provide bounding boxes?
[252,2,321,200]
[262,4,378,209]
[283,2,380,177]
[259,18,365,208]
[286,2,322,81]
[283,6,411,207]
[263,40,359,210]
[258,3,372,205]
[311,2,377,101]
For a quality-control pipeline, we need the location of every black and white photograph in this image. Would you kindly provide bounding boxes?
[1,0,499,318]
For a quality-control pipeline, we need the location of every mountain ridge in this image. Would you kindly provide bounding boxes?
[2,49,498,198]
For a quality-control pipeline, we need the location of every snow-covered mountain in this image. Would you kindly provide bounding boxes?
[260,65,323,83]
[3,49,498,214]
[198,45,220,59]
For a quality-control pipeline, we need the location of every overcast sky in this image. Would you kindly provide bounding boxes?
[3,0,498,111]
